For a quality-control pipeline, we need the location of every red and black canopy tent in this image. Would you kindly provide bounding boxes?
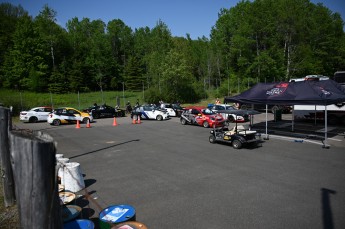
[224,80,345,147]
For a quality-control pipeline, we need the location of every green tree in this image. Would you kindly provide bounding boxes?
[0,3,27,87]
[2,14,48,91]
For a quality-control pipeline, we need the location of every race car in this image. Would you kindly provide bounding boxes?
[47,107,93,126]
[208,103,249,123]
[180,106,225,128]
[131,104,169,121]
[19,106,52,123]
[83,104,125,119]
[160,103,184,117]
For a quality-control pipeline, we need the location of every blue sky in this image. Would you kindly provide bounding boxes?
[4,0,345,39]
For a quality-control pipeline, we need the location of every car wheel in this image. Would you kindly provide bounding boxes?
[203,121,209,128]
[83,117,89,123]
[209,135,216,144]
[93,113,100,119]
[228,115,235,123]
[52,119,61,126]
[156,115,163,121]
[29,116,38,123]
[181,118,186,125]
[232,139,242,149]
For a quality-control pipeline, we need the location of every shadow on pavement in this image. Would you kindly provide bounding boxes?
[69,139,140,159]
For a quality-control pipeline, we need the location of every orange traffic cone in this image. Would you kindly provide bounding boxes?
[137,115,141,124]
[112,117,118,126]
[132,116,136,124]
[86,119,91,128]
[76,120,81,129]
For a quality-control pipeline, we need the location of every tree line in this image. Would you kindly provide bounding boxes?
[0,0,344,103]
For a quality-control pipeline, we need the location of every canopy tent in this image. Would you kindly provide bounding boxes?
[224,80,345,147]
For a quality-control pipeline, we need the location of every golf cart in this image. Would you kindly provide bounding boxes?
[209,109,262,149]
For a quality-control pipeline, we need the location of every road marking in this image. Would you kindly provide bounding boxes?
[316,127,337,133]
[269,135,324,145]
[327,138,342,142]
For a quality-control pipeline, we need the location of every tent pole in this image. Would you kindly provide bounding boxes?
[264,104,269,140]
[314,105,317,126]
[292,106,294,132]
[324,105,329,148]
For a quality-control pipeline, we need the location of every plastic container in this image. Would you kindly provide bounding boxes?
[99,205,136,229]
[60,162,85,192]
[111,221,148,229]
[274,109,282,121]
[57,158,70,186]
[56,154,64,159]
[64,219,94,229]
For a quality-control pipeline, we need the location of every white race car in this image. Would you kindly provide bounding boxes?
[209,104,249,123]
[20,106,53,123]
[131,105,169,120]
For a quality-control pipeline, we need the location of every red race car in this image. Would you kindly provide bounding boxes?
[180,106,225,128]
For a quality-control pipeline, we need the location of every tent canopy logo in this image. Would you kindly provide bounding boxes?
[266,83,289,96]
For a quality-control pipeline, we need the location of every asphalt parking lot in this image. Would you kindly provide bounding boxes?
[14,114,345,229]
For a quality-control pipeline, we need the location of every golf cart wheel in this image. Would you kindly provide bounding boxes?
[52,119,61,126]
[232,139,242,149]
[203,121,209,128]
[209,135,216,144]
[156,115,163,121]
[181,118,186,125]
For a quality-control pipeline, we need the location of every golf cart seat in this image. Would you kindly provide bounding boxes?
[234,125,257,135]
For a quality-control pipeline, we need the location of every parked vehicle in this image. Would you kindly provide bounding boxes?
[180,106,225,128]
[19,106,52,123]
[208,104,249,123]
[292,72,345,125]
[332,71,345,89]
[161,103,184,117]
[209,124,262,149]
[47,107,93,126]
[239,103,291,114]
[83,104,125,119]
[131,104,169,121]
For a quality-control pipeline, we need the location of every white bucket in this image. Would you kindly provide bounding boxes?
[57,158,70,185]
[56,154,64,159]
[62,162,85,192]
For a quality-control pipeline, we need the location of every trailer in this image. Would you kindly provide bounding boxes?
[293,72,345,125]
[294,103,345,125]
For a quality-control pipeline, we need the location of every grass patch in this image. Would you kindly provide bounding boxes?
[0,89,143,115]
[1,88,226,116]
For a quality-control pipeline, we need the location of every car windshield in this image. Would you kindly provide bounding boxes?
[225,106,236,110]
[202,108,215,115]
[172,104,183,109]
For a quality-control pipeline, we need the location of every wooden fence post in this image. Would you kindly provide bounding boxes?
[0,106,15,207]
[10,130,62,229]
